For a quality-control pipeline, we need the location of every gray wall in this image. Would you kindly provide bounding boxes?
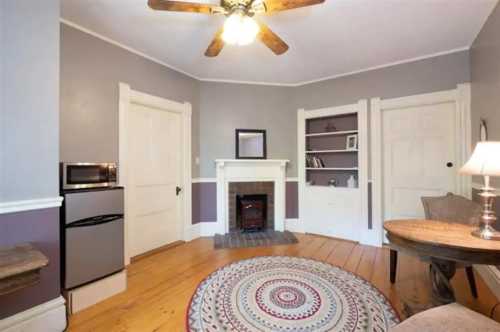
[292,51,470,110]
[198,51,471,178]
[199,82,294,177]
[1,0,60,201]
[0,0,61,319]
[60,24,200,177]
[471,2,500,187]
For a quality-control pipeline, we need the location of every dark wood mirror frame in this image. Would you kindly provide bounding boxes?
[235,129,267,160]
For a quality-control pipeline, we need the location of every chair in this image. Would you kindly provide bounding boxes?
[389,302,500,331]
[389,193,482,298]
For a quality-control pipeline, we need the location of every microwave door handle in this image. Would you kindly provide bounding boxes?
[67,214,123,228]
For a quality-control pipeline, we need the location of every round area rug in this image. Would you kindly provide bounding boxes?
[187,256,400,331]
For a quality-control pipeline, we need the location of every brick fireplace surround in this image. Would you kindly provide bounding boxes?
[229,182,275,231]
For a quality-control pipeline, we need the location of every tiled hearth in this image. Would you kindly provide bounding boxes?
[229,182,275,231]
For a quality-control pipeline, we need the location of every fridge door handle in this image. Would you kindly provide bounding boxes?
[66,214,124,228]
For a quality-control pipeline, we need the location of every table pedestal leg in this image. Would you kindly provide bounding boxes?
[429,258,456,304]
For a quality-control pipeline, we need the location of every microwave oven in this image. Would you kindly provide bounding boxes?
[61,162,118,190]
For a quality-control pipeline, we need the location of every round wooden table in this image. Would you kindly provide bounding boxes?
[384,219,500,307]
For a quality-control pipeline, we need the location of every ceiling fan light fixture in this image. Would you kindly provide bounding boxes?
[222,12,260,46]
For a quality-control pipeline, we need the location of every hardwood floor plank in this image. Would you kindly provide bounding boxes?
[343,244,364,273]
[356,245,377,280]
[325,240,356,267]
[68,234,500,331]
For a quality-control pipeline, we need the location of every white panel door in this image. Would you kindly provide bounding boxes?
[382,102,457,221]
[128,103,182,257]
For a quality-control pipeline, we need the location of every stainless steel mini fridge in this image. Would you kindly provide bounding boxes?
[62,187,125,290]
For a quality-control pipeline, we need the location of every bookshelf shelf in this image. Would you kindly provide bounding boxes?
[306,167,358,171]
[305,130,358,137]
[303,112,359,187]
[306,149,358,154]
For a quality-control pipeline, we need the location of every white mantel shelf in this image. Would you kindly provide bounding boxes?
[215,159,289,165]
[215,159,289,234]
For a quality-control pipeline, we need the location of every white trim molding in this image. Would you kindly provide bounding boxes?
[191,177,299,183]
[192,178,216,183]
[0,296,66,332]
[0,197,63,215]
[215,159,289,234]
[119,82,192,265]
[371,84,472,246]
[285,219,305,233]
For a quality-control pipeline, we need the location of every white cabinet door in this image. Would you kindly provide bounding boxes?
[127,103,182,257]
[304,187,360,241]
[382,102,457,221]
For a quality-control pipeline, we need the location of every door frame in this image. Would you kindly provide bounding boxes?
[370,83,472,246]
[118,82,192,265]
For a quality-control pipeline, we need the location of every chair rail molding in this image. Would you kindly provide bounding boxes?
[0,197,64,215]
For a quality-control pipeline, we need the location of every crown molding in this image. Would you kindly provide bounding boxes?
[60,18,199,80]
[60,18,470,88]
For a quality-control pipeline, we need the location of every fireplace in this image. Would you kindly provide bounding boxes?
[215,159,288,234]
[228,182,274,232]
[237,194,267,231]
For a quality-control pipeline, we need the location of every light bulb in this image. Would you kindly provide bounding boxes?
[222,13,260,46]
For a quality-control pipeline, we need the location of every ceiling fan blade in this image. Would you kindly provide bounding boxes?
[262,0,325,13]
[205,28,224,57]
[148,0,224,14]
[257,22,289,55]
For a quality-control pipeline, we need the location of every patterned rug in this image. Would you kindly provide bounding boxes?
[187,256,400,331]
[213,230,298,249]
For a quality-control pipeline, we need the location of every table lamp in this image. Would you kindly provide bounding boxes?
[460,142,500,240]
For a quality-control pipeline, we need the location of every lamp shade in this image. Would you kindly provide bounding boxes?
[460,142,500,176]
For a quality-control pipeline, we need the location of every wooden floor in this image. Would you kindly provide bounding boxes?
[68,234,500,331]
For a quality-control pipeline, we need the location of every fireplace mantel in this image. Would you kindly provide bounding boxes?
[215,159,289,234]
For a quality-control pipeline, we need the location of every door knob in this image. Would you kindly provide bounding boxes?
[446,162,454,168]
[176,186,182,196]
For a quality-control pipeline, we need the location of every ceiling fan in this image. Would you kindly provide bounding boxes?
[148,0,325,57]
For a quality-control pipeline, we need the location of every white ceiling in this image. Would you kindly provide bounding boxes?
[61,0,498,85]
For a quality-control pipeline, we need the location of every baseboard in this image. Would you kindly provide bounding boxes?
[359,230,383,247]
[66,270,127,314]
[186,223,201,241]
[475,265,500,300]
[200,221,221,237]
[285,219,305,233]
[0,296,66,332]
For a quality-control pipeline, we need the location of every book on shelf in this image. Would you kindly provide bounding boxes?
[306,156,325,168]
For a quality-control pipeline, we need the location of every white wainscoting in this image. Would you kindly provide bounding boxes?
[0,296,66,332]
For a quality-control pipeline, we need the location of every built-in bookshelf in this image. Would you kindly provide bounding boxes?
[304,113,359,187]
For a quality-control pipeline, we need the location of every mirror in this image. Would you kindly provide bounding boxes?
[236,129,267,159]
